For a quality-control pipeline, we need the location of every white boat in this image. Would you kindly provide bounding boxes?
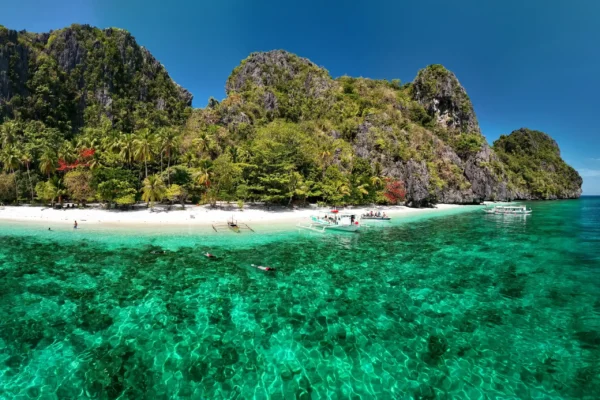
[483,205,532,215]
[297,211,361,232]
[361,211,391,220]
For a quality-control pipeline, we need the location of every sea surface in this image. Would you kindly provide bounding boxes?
[0,198,599,399]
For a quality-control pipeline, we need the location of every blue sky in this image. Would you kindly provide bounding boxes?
[3,0,600,194]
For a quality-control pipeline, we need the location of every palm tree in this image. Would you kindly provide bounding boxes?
[77,129,102,153]
[194,168,210,187]
[158,127,180,184]
[20,150,35,201]
[119,134,136,167]
[192,131,213,156]
[319,148,333,176]
[182,151,197,168]
[48,176,67,206]
[39,148,57,178]
[0,120,19,149]
[58,141,76,164]
[370,176,383,189]
[101,134,120,155]
[141,174,166,209]
[1,146,21,202]
[134,128,156,178]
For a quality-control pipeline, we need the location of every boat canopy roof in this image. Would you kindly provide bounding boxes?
[320,211,356,216]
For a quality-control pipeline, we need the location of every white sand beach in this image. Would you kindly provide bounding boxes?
[0,203,470,230]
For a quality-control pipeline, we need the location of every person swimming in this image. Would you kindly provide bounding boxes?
[150,250,166,254]
[251,264,276,271]
[205,252,216,258]
[48,227,52,231]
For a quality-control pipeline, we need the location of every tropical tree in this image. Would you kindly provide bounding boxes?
[35,181,55,205]
[321,165,351,205]
[141,174,166,209]
[119,134,136,166]
[35,178,66,206]
[48,176,67,205]
[0,174,17,203]
[1,146,21,202]
[382,178,406,204]
[39,147,57,177]
[181,151,197,168]
[207,154,240,204]
[58,141,77,164]
[0,120,19,148]
[158,127,180,183]
[192,131,214,157]
[64,169,94,205]
[97,179,136,209]
[20,150,35,201]
[134,128,156,178]
[194,167,210,187]
[165,184,187,208]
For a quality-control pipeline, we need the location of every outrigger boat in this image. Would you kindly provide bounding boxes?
[483,205,532,215]
[361,211,391,221]
[297,210,360,232]
[211,216,255,233]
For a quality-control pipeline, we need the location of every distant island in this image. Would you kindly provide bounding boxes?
[0,24,582,209]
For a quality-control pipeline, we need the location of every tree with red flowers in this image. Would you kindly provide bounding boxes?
[382,178,406,204]
[57,148,96,172]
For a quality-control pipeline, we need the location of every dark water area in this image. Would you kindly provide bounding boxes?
[0,199,599,399]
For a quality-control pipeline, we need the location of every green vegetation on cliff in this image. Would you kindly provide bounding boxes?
[493,128,582,199]
[0,25,582,207]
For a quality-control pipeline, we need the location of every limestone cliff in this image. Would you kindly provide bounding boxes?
[0,27,582,206]
[210,50,580,205]
[0,24,191,132]
[411,64,480,134]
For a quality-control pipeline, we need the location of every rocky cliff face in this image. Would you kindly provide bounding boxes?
[1,28,581,206]
[218,50,580,205]
[0,28,31,104]
[225,50,335,121]
[0,24,191,131]
[412,64,480,134]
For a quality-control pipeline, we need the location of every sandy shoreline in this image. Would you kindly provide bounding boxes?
[0,203,474,230]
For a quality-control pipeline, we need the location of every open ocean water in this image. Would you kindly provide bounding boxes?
[0,198,599,399]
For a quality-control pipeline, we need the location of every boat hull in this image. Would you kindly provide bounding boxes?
[297,221,360,233]
[324,224,360,232]
[484,210,532,215]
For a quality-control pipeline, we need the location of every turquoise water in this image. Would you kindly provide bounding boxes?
[0,199,599,399]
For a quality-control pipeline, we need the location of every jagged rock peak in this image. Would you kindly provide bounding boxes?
[411,64,480,134]
[225,50,332,95]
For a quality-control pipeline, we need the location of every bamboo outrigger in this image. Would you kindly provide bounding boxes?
[212,216,255,233]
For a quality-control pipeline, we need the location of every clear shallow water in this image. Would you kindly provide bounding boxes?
[0,199,598,399]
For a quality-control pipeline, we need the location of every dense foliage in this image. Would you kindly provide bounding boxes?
[0,26,582,206]
[493,128,582,199]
